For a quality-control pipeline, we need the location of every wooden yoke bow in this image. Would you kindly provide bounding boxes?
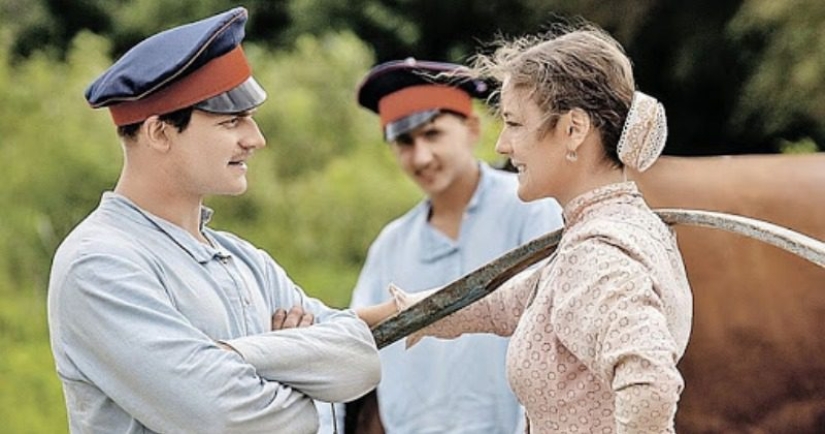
[371,209,825,349]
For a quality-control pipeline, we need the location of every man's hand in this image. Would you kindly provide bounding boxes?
[271,306,314,330]
[218,306,314,353]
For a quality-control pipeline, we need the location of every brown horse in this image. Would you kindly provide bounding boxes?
[636,154,825,433]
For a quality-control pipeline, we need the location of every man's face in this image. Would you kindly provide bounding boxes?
[389,113,479,197]
[165,109,266,198]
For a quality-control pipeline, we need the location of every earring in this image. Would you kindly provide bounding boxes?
[566,150,578,162]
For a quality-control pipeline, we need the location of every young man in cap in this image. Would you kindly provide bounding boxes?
[47,8,380,433]
[331,59,563,433]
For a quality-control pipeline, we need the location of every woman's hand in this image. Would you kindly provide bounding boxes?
[387,284,439,348]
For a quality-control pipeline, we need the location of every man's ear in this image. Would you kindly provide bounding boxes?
[565,108,592,152]
[142,116,171,152]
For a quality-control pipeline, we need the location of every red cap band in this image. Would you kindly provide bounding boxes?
[377,85,472,128]
[108,46,251,126]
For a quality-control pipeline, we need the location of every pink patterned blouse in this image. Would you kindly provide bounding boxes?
[414,182,693,433]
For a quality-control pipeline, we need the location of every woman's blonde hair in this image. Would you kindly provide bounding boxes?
[470,24,635,165]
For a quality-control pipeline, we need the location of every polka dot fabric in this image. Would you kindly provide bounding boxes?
[412,182,692,433]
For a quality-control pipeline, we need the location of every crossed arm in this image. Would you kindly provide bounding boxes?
[55,254,381,434]
[218,305,314,354]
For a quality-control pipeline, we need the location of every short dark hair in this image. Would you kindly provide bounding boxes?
[116,106,195,139]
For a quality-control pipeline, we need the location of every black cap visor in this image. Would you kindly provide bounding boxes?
[194,77,267,114]
[385,109,441,142]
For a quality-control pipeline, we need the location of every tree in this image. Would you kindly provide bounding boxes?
[4,0,824,153]
[727,0,825,151]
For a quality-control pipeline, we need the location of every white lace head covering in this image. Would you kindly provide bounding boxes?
[616,91,667,172]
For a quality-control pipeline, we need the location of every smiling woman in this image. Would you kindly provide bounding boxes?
[391,23,693,434]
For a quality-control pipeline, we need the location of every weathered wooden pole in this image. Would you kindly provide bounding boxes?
[371,209,825,348]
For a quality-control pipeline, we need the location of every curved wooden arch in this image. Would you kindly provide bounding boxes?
[372,206,825,348]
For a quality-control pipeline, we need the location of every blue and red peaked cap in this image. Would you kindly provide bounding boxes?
[85,7,267,126]
[356,58,490,141]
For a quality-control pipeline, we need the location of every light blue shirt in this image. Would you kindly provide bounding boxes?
[348,163,563,434]
[48,192,380,434]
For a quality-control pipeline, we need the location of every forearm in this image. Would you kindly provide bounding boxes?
[392,288,503,349]
[225,316,380,402]
[397,268,540,342]
[416,298,495,338]
[355,299,398,327]
[613,355,683,433]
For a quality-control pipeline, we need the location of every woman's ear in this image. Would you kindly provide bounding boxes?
[568,108,591,147]
[556,108,591,154]
[142,116,171,153]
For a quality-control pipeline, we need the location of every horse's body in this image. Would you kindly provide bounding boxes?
[637,154,825,433]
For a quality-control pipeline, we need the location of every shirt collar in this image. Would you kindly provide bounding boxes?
[101,192,224,264]
[562,181,642,227]
[465,162,493,214]
[418,162,490,262]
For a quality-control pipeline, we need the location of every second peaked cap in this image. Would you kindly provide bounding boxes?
[357,58,490,141]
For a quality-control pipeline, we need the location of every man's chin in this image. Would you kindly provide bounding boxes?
[218,184,249,197]
[418,181,444,196]
[517,186,538,203]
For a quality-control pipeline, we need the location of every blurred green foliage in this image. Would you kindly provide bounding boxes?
[4,0,825,154]
[0,30,120,434]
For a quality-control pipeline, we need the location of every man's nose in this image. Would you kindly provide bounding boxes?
[242,118,266,149]
[410,139,434,166]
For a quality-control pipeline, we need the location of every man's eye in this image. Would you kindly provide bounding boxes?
[504,121,522,128]
[221,117,240,127]
[423,129,441,139]
[393,137,414,147]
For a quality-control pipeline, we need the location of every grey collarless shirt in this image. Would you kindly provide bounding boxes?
[48,192,379,433]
